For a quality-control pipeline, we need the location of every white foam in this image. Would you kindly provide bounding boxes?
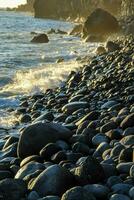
[1,60,82,96]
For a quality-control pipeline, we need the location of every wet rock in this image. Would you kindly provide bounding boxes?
[120,113,134,129]
[120,135,134,146]
[62,102,88,114]
[33,112,54,122]
[29,164,75,197]
[96,46,106,55]
[101,163,117,178]
[106,41,120,52]
[20,155,43,167]
[130,165,134,178]
[74,156,105,185]
[72,142,90,155]
[39,196,60,200]
[129,186,134,199]
[61,186,96,200]
[27,191,40,200]
[40,143,61,160]
[117,162,133,174]
[3,136,18,150]
[92,133,109,146]
[119,148,133,162]
[20,114,31,123]
[76,111,99,126]
[101,101,118,110]
[111,183,133,195]
[110,194,130,200]
[84,184,109,199]
[69,24,83,36]
[51,151,66,163]
[100,121,118,133]
[0,178,27,200]
[107,176,123,187]
[18,122,72,158]
[15,161,45,180]
[31,33,49,43]
[83,8,119,37]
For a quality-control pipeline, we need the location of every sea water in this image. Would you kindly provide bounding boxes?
[0,11,97,128]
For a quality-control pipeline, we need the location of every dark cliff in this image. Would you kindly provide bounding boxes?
[15,0,35,12]
[33,0,122,20]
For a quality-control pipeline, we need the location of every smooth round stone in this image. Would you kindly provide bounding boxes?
[101,164,117,178]
[105,129,122,140]
[117,162,133,174]
[100,121,118,133]
[119,148,133,162]
[92,133,109,146]
[75,156,105,184]
[75,111,99,126]
[93,142,110,157]
[72,142,90,154]
[20,114,31,123]
[130,165,134,177]
[38,196,60,200]
[110,144,124,158]
[15,161,45,180]
[51,151,67,163]
[120,135,134,146]
[27,191,40,200]
[84,184,109,199]
[111,183,133,195]
[110,194,130,200]
[56,140,69,150]
[20,155,43,167]
[120,113,134,129]
[62,102,88,114]
[129,186,134,198]
[101,101,118,110]
[29,164,75,197]
[3,136,19,150]
[107,176,122,187]
[123,127,134,136]
[61,186,96,200]
[18,122,72,159]
[40,143,61,160]
[33,112,54,123]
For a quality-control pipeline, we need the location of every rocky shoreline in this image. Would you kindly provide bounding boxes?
[0,35,134,200]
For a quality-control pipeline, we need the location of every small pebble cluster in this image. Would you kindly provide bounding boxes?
[0,36,134,200]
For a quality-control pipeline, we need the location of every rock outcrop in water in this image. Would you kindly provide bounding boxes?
[83,8,120,38]
[0,36,133,199]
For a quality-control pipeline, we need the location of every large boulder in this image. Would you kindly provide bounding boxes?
[29,164,75,197]
[83,8,120,38]
[31,33,49,43]
[17,122,72,158]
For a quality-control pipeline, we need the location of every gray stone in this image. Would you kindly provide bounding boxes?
[17,122,72,158]
[110,194,130,200]
[29,164,75,197]
[117,162,133,174]
[15,161,45,180]
[84,184,109,199]
[61,186,96,200]
[111,183,133,195]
